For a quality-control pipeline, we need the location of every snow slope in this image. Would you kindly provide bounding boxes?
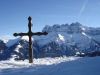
[0,56,100,75]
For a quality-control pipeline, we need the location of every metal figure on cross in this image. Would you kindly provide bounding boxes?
[13,16,48,63]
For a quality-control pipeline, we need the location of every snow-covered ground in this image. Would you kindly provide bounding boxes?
[0,56,100,75]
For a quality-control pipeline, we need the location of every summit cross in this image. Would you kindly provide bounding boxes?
[13,16,48,63]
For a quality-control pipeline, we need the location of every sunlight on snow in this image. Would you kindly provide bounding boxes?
[58,34,65,41]
[0,57,80,69]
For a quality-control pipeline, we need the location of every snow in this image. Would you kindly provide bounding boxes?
[0,57,79,69]
[0,35,13,44]
[15,45,22,53]
[81,26,86,31]
[6,36,33,47]
[0,57,100,75]
[21,36,29,41]
[82,32,91,39]
[58,34,65,41]
[34,32,58,46]
[6,38,20,47]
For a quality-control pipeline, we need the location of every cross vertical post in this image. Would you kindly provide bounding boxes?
[13,16,48,63]
[28,17,33,63]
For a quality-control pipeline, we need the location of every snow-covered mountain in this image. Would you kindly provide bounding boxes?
[0,22,100,60]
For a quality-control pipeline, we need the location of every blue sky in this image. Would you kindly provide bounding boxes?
[0,0,100,37]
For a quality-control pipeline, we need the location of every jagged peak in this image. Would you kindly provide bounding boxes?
[42,22,86,33]
[70,22,82,27]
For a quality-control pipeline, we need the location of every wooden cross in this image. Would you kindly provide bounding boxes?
[13,16,48,63]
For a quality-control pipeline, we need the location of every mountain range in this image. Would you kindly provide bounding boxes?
[0,22,100,60]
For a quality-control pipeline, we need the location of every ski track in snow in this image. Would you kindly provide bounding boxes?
[0,57,100,75]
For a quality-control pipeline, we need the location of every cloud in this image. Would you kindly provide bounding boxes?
[78,0,89,18]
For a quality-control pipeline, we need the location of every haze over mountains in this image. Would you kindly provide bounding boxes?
[0,22,100,60]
